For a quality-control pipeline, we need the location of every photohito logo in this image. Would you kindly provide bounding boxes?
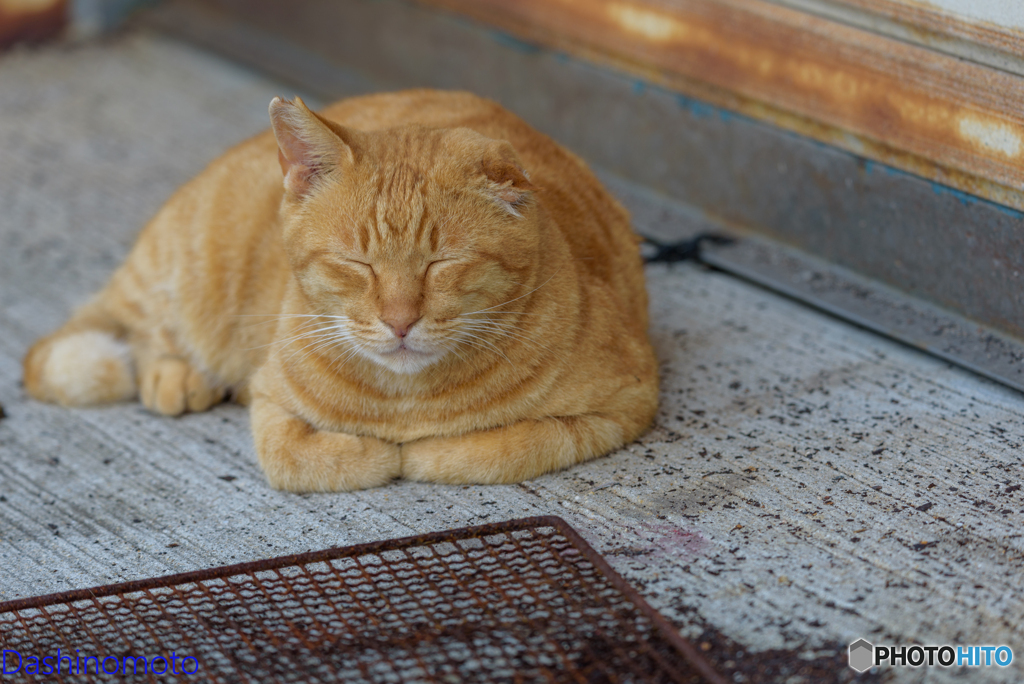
[848,640,873,672]
[848,639,1013,672]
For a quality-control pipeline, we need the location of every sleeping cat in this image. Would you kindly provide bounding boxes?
[23,90,658,491]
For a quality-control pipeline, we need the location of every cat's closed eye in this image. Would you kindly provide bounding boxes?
[425,259,457,275]
[306,258,374,295]
[340,258,374,275]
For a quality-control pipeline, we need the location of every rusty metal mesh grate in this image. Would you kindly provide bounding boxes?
[0,516,723,683]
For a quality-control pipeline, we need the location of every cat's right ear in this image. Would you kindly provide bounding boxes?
[269,97,355,198]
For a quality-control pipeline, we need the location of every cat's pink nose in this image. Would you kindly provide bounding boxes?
[382,314,420,338]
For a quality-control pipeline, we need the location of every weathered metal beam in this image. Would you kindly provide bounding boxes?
[419,0,1024,213]
[772,0,1024,76]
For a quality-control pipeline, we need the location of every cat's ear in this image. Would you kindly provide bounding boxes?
[269,96,355,198]
[480,141,536,218]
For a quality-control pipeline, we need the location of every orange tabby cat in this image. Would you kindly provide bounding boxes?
[23,90,658,491]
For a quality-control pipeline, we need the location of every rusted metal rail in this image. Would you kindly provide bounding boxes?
[419,0,1024,213]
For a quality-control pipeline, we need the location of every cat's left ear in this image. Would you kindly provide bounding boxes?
[480,141,536,218]
[269,96,355,198]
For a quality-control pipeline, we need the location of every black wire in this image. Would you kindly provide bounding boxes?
[640,232,735,264]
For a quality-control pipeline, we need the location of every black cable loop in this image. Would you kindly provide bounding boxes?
[640,232,735,264]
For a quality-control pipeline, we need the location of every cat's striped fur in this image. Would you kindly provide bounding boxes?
[24,90,658,491]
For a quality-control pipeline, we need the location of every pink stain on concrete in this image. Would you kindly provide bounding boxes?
[639,522,707,559]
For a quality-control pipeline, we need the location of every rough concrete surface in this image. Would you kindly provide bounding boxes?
[1,31,1023,683]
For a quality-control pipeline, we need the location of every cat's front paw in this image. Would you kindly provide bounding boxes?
[401,437,470,484]
[262,433,401,492]
[140,356,225,416]
[399,439,433,481]
[250,394,401,492]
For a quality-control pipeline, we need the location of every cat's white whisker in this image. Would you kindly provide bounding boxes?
[455,321,554,356]
[240,313,359,351]
[451,329,514,367]
[274,323,345,348]
[458,273,557,316]
[294,331,354,356]
[242,322,333,351]
[234,312,341,333]
[458,321,541,343]
[325,337,370,374]
[456,314,547,340]
[280,325,363,366]
[300,329,363,356]
[458,311,532,316]
[436,339,467,364]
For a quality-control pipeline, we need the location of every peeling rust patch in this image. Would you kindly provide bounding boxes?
[607,2,681,43]
[958,114,1022,158]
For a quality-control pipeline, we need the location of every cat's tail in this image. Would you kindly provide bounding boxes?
[23,294,136,407]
